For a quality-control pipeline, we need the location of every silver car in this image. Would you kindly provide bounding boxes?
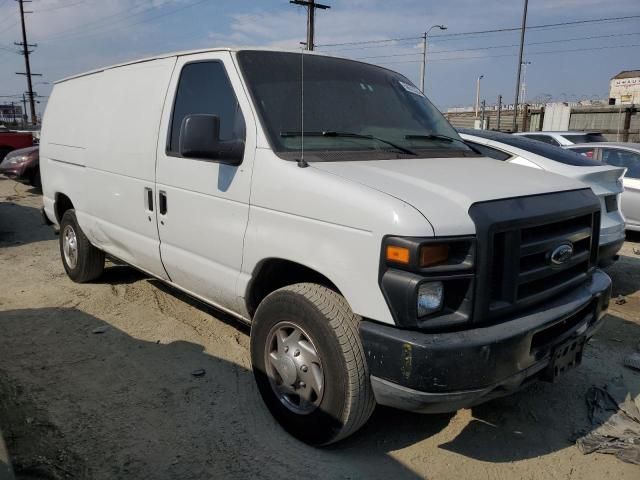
[565,143,640,232]
[459,129,626,265]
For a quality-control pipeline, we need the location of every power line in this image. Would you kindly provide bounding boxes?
[38,0,208,43]
[353,31,640,60]
[34,0,173,41]
[317,14,640,48]
[431,31,640,53]
[373,43,640,65]
[0,21,17,35]
[318,35,420,48]
[431,17,640,42]
[34,0,88,12]
[436,14,640,38]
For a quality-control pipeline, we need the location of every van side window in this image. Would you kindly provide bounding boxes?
[168,61,246,155]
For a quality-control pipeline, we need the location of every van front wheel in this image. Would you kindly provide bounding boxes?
[250,283,375,445]
[59,209,105,283]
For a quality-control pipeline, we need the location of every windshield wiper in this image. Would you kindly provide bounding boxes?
[281,130,417,156]
[405,133,468,146]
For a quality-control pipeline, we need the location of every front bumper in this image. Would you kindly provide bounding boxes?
[361,269,611,413]
[0,163,28,180]
[598,237,625,267]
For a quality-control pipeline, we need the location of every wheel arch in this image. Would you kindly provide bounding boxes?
[245,258,343,317]
[54,192,74,223]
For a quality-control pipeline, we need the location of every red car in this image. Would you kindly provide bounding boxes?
[0,130,34,160]
[0,146,40,187]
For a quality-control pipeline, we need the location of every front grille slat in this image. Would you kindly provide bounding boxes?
[517,250,590,285]
[487,211,597,318]
[519,226,592,257]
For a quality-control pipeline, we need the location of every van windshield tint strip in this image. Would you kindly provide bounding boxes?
[236,50,474,161]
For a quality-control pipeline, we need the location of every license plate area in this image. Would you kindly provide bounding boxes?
[541,336,586,382]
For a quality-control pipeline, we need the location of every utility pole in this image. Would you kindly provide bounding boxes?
[512,0,529,132]
[15,0,40,126]
[475,75,484,117]
[497,94,502,131]
[419,24,447,94]
[480,100,486,129]
[22,93,27,127]
[290,0,330,51]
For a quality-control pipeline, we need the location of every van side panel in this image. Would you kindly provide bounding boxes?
[80,58,177,277]
[40,75,97,223]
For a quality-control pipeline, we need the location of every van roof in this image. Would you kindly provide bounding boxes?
[55,47,336,84]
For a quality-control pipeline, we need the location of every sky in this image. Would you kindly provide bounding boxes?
[0,0,639,118]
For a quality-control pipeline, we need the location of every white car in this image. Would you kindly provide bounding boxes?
[565,142,640,231]
[514,131,608,146]
[40,48,612,445]
[460,129,626,265]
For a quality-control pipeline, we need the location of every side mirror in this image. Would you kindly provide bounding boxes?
[178,114,244,164]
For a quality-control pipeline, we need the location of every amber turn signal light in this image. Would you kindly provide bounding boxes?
[386,245,410,264]
[420,244,449,267]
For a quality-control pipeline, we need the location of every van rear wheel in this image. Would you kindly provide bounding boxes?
[250,283,375,445]
[59,209,105,283]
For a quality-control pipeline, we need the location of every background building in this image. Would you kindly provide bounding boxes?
[609,70,640,105]
[0,104,23,124]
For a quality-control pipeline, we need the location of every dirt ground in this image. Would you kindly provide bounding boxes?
[0,176,639,480]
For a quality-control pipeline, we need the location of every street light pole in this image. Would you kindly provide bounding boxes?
[420,24,447,93]
[512,0,529,131]
[475,75,484,117]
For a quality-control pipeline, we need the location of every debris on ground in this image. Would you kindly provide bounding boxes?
[574,383,640,465]
[191,369,206,377]
[614,295,627,305]
[91,326,109,334]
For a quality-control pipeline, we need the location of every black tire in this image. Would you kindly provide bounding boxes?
[250,283,375,445]
[59,209,105,283]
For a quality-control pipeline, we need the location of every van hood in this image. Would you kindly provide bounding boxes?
[311,156,585,236]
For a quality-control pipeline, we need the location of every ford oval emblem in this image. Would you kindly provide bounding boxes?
[550,243,574,265]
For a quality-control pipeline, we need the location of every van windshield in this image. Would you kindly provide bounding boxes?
[236,50,476,161]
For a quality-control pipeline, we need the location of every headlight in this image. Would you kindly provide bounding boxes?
[381,236,475,329]
[1,155,28,167]
[417,281,444,317]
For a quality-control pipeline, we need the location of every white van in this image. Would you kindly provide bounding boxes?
[41,48,612,445]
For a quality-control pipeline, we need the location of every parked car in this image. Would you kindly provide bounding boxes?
[565,142,640,231]
[0,146,40,187]
[41,49,611,445]
[0,129,34,161]
[514,131,608,146]
[459,128,625,265]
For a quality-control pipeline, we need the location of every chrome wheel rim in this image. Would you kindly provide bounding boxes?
[62,225,78,269]
[264,321,324,415]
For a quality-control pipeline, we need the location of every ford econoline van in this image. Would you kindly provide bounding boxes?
[40,48,611,445]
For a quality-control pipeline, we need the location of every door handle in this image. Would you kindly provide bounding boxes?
[145,187,153,211]
[159,191,167,215]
